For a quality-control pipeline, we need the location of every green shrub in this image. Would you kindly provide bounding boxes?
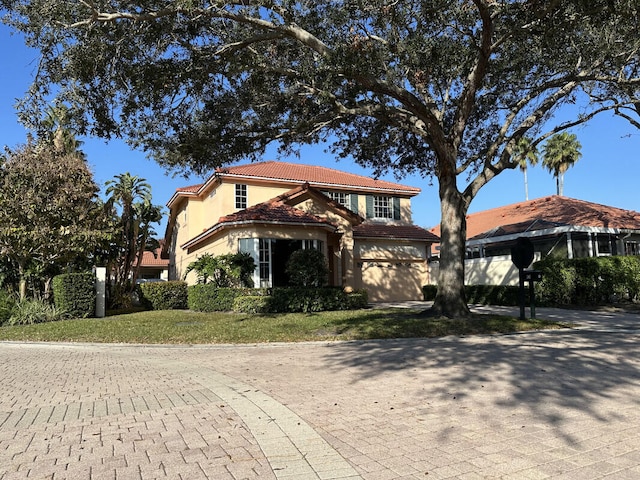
[52,273,95,318]
[188,285,266,312]
[233,295,271,314]
[466,285,521,305]
[534,255,640,306]
[0,290,16,325]
[267,287,367,313]
[422,285,438,301]
[4,298,65,326]
[185,252,256,287]
[285,249,329,286]
[138,281,188,310]
[345,290,369,309]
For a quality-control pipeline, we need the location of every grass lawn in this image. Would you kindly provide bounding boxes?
[0,308,566,344]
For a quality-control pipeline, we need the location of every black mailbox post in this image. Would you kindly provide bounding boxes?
[510,237,543,320]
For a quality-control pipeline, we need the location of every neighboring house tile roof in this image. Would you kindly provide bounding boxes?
[139,247,169,267]
[354,223,440,242]
[171,161,420,201]
[430,195,640,239]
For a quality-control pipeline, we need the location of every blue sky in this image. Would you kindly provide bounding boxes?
[1,23,638,237]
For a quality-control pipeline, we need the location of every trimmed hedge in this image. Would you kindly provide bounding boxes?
[233,295,272,314]
[188,285,266,312]
[138,281,188,310]
[535,255,640,305]
[188,285,368,313]
[52,273,96,318]
[423,284,520,306]
[423,255,640,307]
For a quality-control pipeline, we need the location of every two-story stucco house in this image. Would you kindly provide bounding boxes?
[163,161,439,301]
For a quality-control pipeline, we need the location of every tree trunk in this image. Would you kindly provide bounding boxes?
[18,262,27,300]
[430,180,471,318]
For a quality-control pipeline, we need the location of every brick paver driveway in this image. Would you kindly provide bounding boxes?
[1,307,640,479]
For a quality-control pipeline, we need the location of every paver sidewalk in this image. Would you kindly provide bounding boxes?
[1,307,640,479]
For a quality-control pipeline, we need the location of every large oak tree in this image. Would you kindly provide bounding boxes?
[2,1,640,316]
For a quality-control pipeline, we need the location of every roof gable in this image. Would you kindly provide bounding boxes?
[274,183,365,224]
[180,195,337,251]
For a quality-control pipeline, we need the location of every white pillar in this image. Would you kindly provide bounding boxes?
[95,267,106,318]
[567,232,573,259]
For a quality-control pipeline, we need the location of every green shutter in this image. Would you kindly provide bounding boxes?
[366,195,374,219]
[393,197,401,220]
[350,193,359,213]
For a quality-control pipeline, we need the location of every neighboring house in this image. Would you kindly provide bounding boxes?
[429,195,640,286]
[136,246,169,282]
[163,161,439,301]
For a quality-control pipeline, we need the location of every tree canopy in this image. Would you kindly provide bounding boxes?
[2,1,640,316]
[0,142,109,298]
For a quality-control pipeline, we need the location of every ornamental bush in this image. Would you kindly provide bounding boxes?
[233,295,271,314]
[0,289,16,325]
[267,287,368,313]
[285,249,329,287]
[52,272,96,318]
[188,285,266,312]
[138,281,188,310]
[534,255,640,305]
[4,298,66,326]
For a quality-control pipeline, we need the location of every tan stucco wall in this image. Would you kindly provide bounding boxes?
[175,224,333,284]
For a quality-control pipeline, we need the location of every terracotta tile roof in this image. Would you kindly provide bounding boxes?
[176,184,203,194]
[218,201,334,226]
[430,195,640,239]
[354,223,440,242]
[181,199,335,250]
[215,161,421,194]
[139,247,169,267]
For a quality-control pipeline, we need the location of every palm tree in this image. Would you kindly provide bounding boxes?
[542,132,582,196]
[513,137,539,201]
[40,103,85,157]
[105,173,152,291]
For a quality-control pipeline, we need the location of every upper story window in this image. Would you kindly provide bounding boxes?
[366,195,401,220]
[327,191,348,207]
[374,196,393,219]
[235,184,247,209]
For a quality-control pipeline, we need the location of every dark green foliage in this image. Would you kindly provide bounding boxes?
[267,287,368,313]
[0,289,16,325]
[188,286,266,312]
[52,273,95,318]
[423,285,438,301]
[188,285,367,313]
[535,256,640,305]
[285,249,329,287]
[233,295,271,314]
[138,281,188,310]
[185,252,256,287]
[423,285,519,306]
